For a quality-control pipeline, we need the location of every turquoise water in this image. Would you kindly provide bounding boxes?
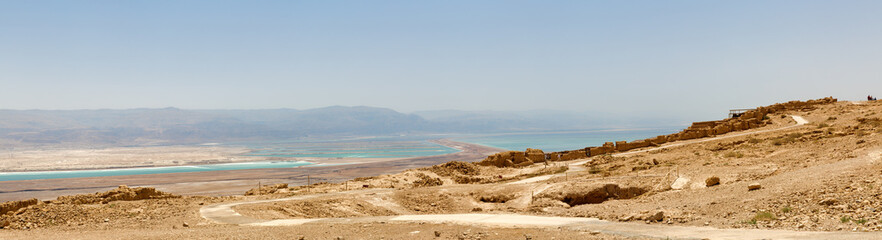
[0,129,679,181]
[0,139,459,182]
[243,140,460,158]
[0,161,314,181]
[454,128,679,152]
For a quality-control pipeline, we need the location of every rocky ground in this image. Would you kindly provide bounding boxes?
[0,99,880,239]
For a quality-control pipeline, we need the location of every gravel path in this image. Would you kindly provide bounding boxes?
[197,115,882,239]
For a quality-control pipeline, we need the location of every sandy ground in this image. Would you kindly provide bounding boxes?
[0,222,649,240]
[197,115,882,239]
[194,100,882,238]
[3,99,882,239]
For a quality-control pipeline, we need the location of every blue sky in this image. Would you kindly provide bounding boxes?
[1,1,880,120]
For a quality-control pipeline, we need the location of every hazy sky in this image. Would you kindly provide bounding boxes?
[1,1,880,120]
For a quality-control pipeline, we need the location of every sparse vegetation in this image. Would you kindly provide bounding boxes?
[753,211,776,222]
[781,206,792,213]
[724,151,744,158]
[772,133,804,145]
[857,117,882,128]
[771,139,786,146]
[3,97,872,237]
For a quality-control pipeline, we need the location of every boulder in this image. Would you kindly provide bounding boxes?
[624,210,665,222]
[747,183,762,191]
[818,198,838,206]
[671,177,690,190]
[705,176,720,187]
[642,210,665,222]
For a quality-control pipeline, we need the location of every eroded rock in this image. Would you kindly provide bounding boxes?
[56,185,179,204]
[706,176,721,187]
[748,183,762,191]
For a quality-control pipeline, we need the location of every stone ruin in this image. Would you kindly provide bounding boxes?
[0,198,40,216]
[477,97,838,168]
[55,185,179,204]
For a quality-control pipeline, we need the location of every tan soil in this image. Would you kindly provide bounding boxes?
[3,99,882,239]
[0,222,649,240]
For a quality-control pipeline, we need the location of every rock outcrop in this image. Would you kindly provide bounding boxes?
[245,183,290,196]
[748,183,762,191]
[55,185,179,204]
[0,198,40,216]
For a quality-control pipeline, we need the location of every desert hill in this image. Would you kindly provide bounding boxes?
[0,106,686,147]
[2,98,882,239]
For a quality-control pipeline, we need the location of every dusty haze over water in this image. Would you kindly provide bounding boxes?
[1,1,880,122]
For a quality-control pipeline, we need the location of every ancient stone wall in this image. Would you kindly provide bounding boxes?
[55,185,178,204]
[525,148,545,163]
[475,97,837,168]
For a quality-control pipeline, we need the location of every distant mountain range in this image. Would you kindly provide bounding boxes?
[0,106,689,147]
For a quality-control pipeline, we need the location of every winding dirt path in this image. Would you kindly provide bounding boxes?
[198,116,882,239]
[512,115,810,185]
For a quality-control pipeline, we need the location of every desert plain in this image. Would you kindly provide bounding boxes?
[2,98,882,239]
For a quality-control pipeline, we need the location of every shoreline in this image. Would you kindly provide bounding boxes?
[0,142,452,173]
[0,139,500,202]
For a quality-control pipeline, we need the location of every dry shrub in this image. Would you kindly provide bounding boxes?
[425,161,480,176]
[476,193,515,203]
[772,133,804,146]
[723,151,744,158]
[412,173,443,187]
[858,117,882,128]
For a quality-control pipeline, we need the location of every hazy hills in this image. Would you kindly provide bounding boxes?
[0,106,688,147]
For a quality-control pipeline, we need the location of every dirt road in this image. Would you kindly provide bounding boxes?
[198,115,882,239]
